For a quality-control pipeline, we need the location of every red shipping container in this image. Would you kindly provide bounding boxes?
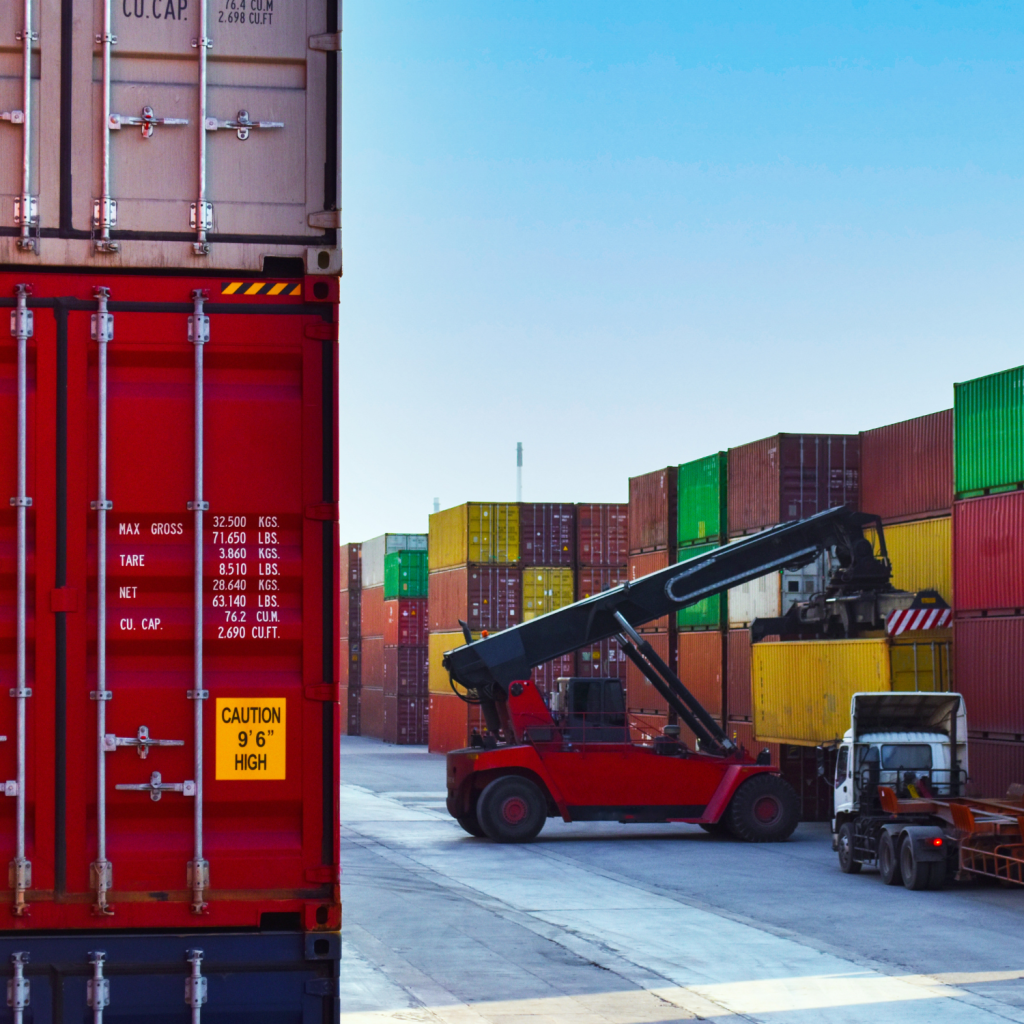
[953,492,1024,613]
[428,565,521,633]
[0,270,340,931]
[361,688,384,739]
[532,654,576,698]
[577,503,629,567]
[384,598,429,647]
[676,631,724,721]
[428,692,486,753]
[629,467,678,553]
[342,684,361,736]
[383,694,429,745]
[383,646,429,697]
[727,629,752,720]
[520,503,576,566]
[342,541,362,589]
[576,636,628,678]
[340,637,361,687]
[360,584,386,638]
[954,617,1024,736]
[340,586,360,639]
[860,410,953,522]
[629,551,671,632]
[966,738,1024,798]
[361,636,385,689]
[727,721,780,767]
[577,566,628,600]
[728,434,860,537]
[625,631,672,715]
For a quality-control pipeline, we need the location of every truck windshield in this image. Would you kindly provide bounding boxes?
[880,744,932,771]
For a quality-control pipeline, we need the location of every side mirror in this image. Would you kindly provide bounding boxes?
[815,746,826,778]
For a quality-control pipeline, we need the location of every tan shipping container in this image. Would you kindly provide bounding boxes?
[521,567,574,621]
[752,638,891,746]
[0,0,341,272]
[864,516,952,605]
[429,503,520,570]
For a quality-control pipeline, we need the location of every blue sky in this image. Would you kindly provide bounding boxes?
[339,1,1024,541]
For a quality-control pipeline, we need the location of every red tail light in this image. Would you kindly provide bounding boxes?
[931,837,944,847]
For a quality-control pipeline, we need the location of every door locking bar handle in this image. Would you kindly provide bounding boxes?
[103,725,185,759]
[116,771,196,801]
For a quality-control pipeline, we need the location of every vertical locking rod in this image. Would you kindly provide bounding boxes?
[95,0,118,251]
[192,0,211,255]
[7,952,28,1024]
[187,291,210,911]
[17,0,36,252]
[87,951,109,1024]
[9,286,32,916]
[185,949,207,1024]
[91,288,114,913]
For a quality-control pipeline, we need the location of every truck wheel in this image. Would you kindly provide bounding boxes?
[878,831,903,886]
[725,773,799,842]
[477,776,546,843]
[837,823,861,874]
[900,839,944,891]
[456,811,486,837]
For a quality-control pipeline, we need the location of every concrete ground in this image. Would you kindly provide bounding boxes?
[340,736,1024,1024]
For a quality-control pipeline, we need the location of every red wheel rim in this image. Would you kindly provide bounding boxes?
[753,795,782,825]
[501,796,528,825]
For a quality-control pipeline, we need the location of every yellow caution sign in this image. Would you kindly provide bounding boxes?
[215,698,286,780]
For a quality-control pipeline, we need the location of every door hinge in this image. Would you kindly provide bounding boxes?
[304,321,337,341]
[304,683,340,702]
[308,210,342,229]
[305,502,339,522]
[308,32,342,51]
[304,865,335,883]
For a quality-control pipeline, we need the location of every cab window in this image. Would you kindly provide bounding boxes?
[835,746,849,786]
[881,744,932,771]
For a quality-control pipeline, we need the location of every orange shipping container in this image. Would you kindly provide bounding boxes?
[360,584,386,638]
[628,550,672,632]
[428,692,487,754]
[362,687,385,740]
[677,631,724,721]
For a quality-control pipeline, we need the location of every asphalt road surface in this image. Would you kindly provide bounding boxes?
[340,736,1024,1024]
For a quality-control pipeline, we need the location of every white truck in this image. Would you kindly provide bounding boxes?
[829,692,1024,890]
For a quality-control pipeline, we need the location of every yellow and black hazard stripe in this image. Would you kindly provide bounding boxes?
[220,281,302,296]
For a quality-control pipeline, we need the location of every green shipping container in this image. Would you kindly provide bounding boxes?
[955,365,1024,496]
[384,550,429,600]
[678,452,728,547]
[676,543,725,630]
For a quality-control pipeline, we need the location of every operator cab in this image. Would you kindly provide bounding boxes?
[548,677,630,743]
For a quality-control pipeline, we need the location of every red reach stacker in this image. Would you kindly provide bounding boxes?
[443,506,938,844]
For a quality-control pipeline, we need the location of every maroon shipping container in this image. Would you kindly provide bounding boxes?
[340,637,361,688]
[428,565,521,633]
[954,617,1024,736]
[953,492,1024,613]
[532,654,576,697]
[341,586,361,640]
[361,687,384,739]
[625,631,672,715]
[676,631,723,721]
[342,541,362,589]
[577,503,629,567]
[728,434,860,537]
[383,646,429,697]
[727,721,780,766]
[383,598,429,647]
[428,692,487,754]
[576,636,628,678]
[967,739,1024,798]
[629,467,678,553]
[577,566,628,600]
[520,503,576,566]
[342,683,361,736]
[780,744,837,822]
[860,410,953,522]
[360,584,386,638]
[727,629,752,720]
[383,694,429,745]
[361,636,386,689]
[629,551,672,632]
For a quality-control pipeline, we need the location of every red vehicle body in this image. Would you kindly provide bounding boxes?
[0,270,340,933]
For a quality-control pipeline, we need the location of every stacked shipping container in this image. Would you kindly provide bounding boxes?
[953,369,1024,795]
[383,549,430,744]
[340,543,362,734]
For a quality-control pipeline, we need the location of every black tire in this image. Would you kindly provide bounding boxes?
[699,822,731,836]
[878,831,903,886]
[900,840,945,891]
[456,811,486,837]
[724,773,799,842]
[837,823,862,874]
[477,776,546,843]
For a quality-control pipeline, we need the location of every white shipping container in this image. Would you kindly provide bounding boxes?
[728,572,781,627]
[361,533,428,589]
[0,0,341,272]
[781,552,828,614]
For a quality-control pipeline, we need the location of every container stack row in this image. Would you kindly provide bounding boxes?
[359,533,429,743]
[953,366,1024,794]
[340,543,363,735]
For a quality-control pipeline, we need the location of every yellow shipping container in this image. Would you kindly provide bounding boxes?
[753,638,891,746]
[428,630,480,694]
[522,567,575,621]
[865,516,951,605]
[890,630,952,693]
[428,503,520,570]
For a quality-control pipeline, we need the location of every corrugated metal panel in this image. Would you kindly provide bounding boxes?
[520,503,576,566]
[428,692,486,754]
[340,588,360,640]
[383,599,429,647]
[781,553,827,613]
[384,550,429,599]
[676,543,724,630]
[955,365,1024,496]
[752,638,892,746]
[625,632,671,716]
[954,617,1024,736]
[576,566,628,600]
[383,647,429,698]
[953,493,1024,612]
[864,516,952,605]
[966,738,1024,798]
[678,452,728,547]
[361,533,428,590]
[727,721,779,767]
[628,467,678,553]
[576,637,628,678]
[728,434,860,536]
[361,687,384,740]
[383,694,430,745]
[522,567,575,621]
[428,630,480,695]
[361,636,385,689]
[727,628,753,720]
[428,566,521,633]
[577,503,629,566]
[860,410,953,521]
[676,631,723,719]
[342,542,362,590]
[890,633,952,693]
[340,637,360,688]
[359,585,385,639]
[429,503,519,569]
[628,551,672,632]
[728,537,781,626]
[342,683,361,736]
